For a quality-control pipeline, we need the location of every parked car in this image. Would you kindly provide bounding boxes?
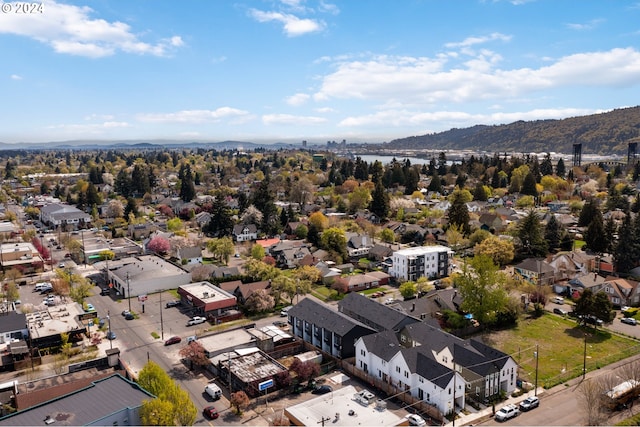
[164,336,182,346]
[85,303,95,312]
[187,316,207,326]
[311,385,333,395]
[124,312,134,320]
[519,396,540,411]
[122,310,131,316]
[552,296,564,304]
[280,306,293,317]
[100,287,110,296]
[406,414,427,426]
[584,315,604,326]
[204,383,222,400]
[165,300,180,308]
[553,308,567,315]
[106,331,117,340]
[202,406,219,419]
[495,404,519,421]
[621,317,637,325]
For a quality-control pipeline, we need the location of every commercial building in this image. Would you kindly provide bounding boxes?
[177,281,237,321]
[106,255,191,298]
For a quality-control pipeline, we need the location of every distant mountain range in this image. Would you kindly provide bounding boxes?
[384,106,640,155]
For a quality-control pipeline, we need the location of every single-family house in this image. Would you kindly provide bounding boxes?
[601,277,640,308]
[232,224,258,242]
[177,246,203,265]
[513,258,556,286]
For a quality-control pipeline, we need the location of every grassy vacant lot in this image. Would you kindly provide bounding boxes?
[483,313,640,389]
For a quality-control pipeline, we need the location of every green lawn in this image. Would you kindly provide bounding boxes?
[574,239,586,249]
[484,313,640,389]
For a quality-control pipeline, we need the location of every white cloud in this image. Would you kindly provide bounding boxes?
[10,74,22,80]
[286,93,310,106]
[313,48,640,106]
[47,121,131,135]
[136,108,251,124]
[445,32,511,48]
[315,107,336,113]
[565,19,604,31]
[84,114,115,121]
[338,108,600,129]
[249,9,325,36]
[319,1,340,15]
[262,114,327,125]
[0,1,183,58]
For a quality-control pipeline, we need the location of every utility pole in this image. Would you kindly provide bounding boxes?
[159,291,164,340]
[126,272,131,312]
[534,344,539,396]
[317,416,331,426]
[107,310,112,350]
[583,334,588,380]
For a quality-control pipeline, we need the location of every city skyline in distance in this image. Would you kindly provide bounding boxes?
[2,0,640,144]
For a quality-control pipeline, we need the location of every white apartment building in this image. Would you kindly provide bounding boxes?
[390,245,453,281]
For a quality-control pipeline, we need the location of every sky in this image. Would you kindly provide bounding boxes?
[1,0,640,145]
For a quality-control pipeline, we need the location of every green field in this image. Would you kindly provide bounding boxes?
[483,313,640,389]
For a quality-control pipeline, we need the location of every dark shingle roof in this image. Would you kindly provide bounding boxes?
[360,330,401,362]
[0,312,26,333]
[288,298,375,336]
[338,292,419,332]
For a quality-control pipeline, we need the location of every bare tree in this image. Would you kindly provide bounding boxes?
[577,377,608,426]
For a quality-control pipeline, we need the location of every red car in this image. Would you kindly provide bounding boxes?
[203,406,218,419]
[164,336,182,346]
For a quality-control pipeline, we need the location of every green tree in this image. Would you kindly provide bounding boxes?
[474,235,514,266]
[369,178,390,220]
[167,218,183,232]
[578,199,598,227]
[556,158,566,178]
[584,210,608,254]
[574,289,614,329]
[456,254,510,326]
[447,189,471,235]
[614,215,635,273]
[124,197,138,218]
[139,399,174,426]
[320,227,348,262]
[178,163,196,202]
[521,172,538,197]
[399,281,417,299]
[207,237,235,265]
[230,391,250,416]
[205,196,234,237]
[251,244,266,260]
[244,259,281,282]
[378,228,395,243]
[295,224,308,240]
[544,215,562,253]
[516,210,548,258]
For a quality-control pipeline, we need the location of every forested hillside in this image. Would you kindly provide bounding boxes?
[385,106,640,155]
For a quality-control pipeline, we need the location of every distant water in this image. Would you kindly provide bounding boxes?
[355,154,455,166]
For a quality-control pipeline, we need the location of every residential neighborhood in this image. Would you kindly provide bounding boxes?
[0,146,640,426]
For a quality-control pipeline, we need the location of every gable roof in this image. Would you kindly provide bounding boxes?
[359,330,402,362]
[178,246,202,259]
[288,298,376,336]
[338,292,420,332]
[515,258,555,274]
[0,311,27,334]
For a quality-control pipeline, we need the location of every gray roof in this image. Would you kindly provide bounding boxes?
[338,292,420,332]
[360,330,402,362]
[515,258,555,274]
[0,311,26,334]
[288,298,375,336]
[0,374,154,426]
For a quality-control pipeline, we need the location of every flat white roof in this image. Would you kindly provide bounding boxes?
[285,385,405,426]
[394,245,452,256]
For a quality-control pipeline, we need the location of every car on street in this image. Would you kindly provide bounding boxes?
[311,385,333,395]
[187,316,207,326]
[280,305,293,317]
[552,296,564,304]
[406,414,427,426]
[202,406,219,419]
[124,312,134,320]
[164,336,182,346]
[165,300,180,308]
[106,331,116,340]
[495,404,519,421]
[519,396,540,411]
[553,308,567,315]
[621,317,637,325]
[100,287,110,296]
[122,310,131,316]
[85,303,95,312]
[584,315,604,326]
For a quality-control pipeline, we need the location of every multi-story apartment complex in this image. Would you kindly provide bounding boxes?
[390,245,453,281]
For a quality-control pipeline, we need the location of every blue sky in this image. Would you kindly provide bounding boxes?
[1,0,640,145]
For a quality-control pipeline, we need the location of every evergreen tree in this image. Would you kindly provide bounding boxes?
[124,197,138,218]
[603,216,617,255]
[614,215,636,273]
[578,199,598,227]
[427,172,442,193]
[448,190,471,236]
[556,158,566,178]
[86,182,101,207]
[473,183,487,201]
[521,172,538,197]
[584,210,608,254]
[404,168,419,195]
[205,196,233,237]
[178,163,196,202]
[369,178,390,220]
[517,210,548,258]
[251,176,278,235]
[540,153,553,177]
[544,215,562,253]
[114,168,132,197]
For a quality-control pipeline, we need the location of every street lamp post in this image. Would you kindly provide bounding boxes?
[583,333,588,380]
[126,272,131,312]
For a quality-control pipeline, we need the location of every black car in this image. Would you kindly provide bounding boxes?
[165,300,180,308]
[312,385,333,395]
[124,312,134,320]
[100,287,110,296]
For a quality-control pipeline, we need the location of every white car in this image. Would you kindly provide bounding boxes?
[187,316,207,326]
[519,396,540,411]
[495,404,519,421]
[406,414,426,426]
